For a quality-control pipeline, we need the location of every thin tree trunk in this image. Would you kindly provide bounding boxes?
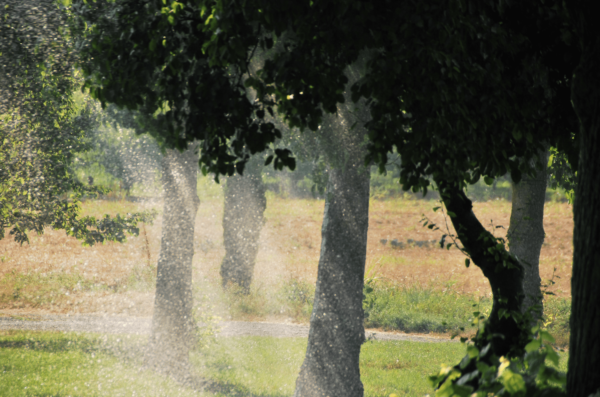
[436,180,528,359]
[565,6,600,394]
[508,148,549,321]
[147,146,199,375]
[220,155,266,292]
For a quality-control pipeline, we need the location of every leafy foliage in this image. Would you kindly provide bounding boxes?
[71,0,295,179]
[72,103,162,194]
[431,327,566,397]
[547,146,576,203]
[0,0,156,245]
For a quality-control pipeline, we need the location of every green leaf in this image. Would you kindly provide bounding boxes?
[484,176,494,186]
[464,258,470,268]
[512,130,522,141]
[466,345,478,359]
[525,339,541,353]
[501,369,526,394]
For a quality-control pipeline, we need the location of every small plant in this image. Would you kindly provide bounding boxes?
[363,262,381,320]
[279,279,315,320]
[225,283,272,318]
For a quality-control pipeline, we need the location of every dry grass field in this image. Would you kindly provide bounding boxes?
[0,180,574,322]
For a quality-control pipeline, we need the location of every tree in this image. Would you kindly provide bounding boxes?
[70,0,296,178]
[563,3,600,396]
[220,153,267,292]
[507,148,549,320]
[235,0,571,363]
[147,145,199,376]
[294,75,371,397]
[1,0,153,246]
[73,104,163,195]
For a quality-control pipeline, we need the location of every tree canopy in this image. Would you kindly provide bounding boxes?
[0,0,155,245]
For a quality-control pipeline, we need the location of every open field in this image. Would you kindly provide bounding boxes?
[0,179,574,340]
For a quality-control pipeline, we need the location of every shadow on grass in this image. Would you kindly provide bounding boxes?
[203,379,289,397]
[0,338,99,353]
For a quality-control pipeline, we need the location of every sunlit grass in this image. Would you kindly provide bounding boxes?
[1,329,569,397]
[361,340,466,397]
[363,281,492,334]
[0,331,201,397]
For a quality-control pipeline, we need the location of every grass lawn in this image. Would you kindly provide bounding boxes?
[0,330,475,397]
[0,331,199,397]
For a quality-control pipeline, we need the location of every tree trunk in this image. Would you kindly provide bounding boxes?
[147,146,199,375]
[565,7,600,395]
[294,85,371,396]
[508,148,548,321]
[220,155,266,292]
[436,180,528,359]
[293,158,370,397]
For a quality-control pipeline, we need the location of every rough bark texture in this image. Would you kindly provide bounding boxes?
[566,5,600,395]
[147,147,199,375]
[293,158,370,397]
[220,155,266,292]
[436,181,528,359]
[508,148,548,320]
[293,87,371,396]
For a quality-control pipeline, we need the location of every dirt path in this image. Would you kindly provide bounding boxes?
[0,314,454,343]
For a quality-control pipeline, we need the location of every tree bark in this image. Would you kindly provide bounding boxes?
[220,155,266,292]
[436,180,528,359]
[293,157,370,397]
[565,5,600,395]
[508,148,549,321]
[147,146,199,375]
[294,89,371,396]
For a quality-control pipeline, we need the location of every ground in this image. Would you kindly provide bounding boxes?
[0,187,573,325]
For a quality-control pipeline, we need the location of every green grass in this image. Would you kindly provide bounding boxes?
[0,331,200,397]
[198,336,471,397]
[363,281,492,335]
[543,296,571,346]
[0,331,469,397]
[360,340,467,397]
[0,329,570,397]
